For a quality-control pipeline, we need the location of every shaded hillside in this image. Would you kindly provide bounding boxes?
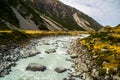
[0,0,103,31]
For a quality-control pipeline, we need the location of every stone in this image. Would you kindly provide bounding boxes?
[113,76,120,80]
[69,72,81,77]
[70,54,78,58]
[0,53,2,59]
[12,56,19,61]
[29,52,41,57]
[91,69,99,77]
[26,63,46,71]
[0,69,9,77]
[55,67,67,73]
[6,56,12,62]
[63,77,75,80]
[101,48,109,52]
[45,49,56,54]
[10,62,17,67]
[43,42,50,45]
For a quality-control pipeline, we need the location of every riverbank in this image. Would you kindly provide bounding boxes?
[0,38,40,77]
[69,27,120,80]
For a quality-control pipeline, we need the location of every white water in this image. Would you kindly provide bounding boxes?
[0,35,89,80]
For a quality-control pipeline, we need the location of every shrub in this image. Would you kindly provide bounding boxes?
[99,68,106,76]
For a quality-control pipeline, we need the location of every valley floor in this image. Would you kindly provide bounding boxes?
[0,28,120,80]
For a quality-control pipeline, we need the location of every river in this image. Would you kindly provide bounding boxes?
[0,35,89,80]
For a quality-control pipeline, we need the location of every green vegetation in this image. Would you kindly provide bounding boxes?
[0,0,19,28]
[80,25,120,76]
[0,30,30,45]
[0,30,88,45]
[99,68,106,76]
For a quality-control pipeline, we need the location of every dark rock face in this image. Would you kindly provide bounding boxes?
[45,49,56,54]
[26,63,46,71]
[0,0,102,31]
[55,67,67,73]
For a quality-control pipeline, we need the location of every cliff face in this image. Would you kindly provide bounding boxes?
[0,0,103,31]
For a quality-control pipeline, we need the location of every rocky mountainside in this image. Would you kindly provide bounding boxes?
[0,0,103,31]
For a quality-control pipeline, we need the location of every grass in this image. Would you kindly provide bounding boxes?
[0,30,89,45]
[0,30,30,45]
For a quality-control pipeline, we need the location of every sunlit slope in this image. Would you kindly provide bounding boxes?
[79,25,120,76]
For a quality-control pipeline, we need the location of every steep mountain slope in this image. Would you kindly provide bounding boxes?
[0,0,103,31]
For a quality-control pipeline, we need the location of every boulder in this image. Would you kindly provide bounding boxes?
[29,52,41,57]
[0,53,2,59]
[69,72,81,77]
[43,42,50,45]
[70,54,78,58]
[63,77,75,80]
[26,63,46,71]
[45,49,56,54]
[55,67,67,73]
[113,76,120,80]
[0,69,9,77]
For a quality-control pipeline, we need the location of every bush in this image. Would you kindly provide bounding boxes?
[99,68,106,76]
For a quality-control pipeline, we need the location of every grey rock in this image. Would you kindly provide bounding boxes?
[63,77,75,80]
[55,67,67,73]
[70,54,78,58]
[45,49,56,54]
[113,76,120,80]
[29,52,41,57]
[69,72,81,77]
[10,62,17,67]
[0,53,3,59]
[0,69,9,77]
[26,63,46,71]
[43,42,50,45]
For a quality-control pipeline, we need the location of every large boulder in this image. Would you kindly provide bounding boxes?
[54,67,67,73]
[45,49,56,54]
[26,63,46,71]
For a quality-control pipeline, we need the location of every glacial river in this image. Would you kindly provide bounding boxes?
[0,35,89,80]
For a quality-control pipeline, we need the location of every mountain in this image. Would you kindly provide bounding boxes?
[0,0,103,31]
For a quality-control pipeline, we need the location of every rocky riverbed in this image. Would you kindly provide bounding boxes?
[68,38,93,80]
[0,35,89,80]
[0,39,41,77]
